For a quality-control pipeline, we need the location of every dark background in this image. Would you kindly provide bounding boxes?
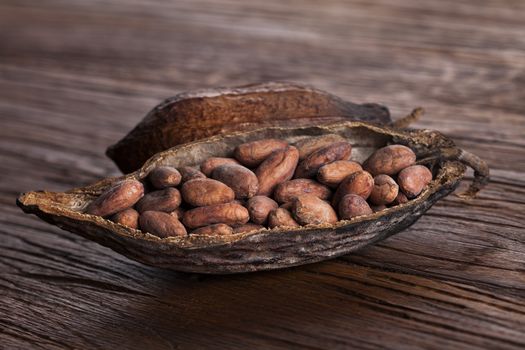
[1,1,524,349]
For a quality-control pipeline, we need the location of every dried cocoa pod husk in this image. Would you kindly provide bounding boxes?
[18,120,488,274]
[106,82,391,173]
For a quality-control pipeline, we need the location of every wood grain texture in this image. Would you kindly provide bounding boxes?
[1,0,524,349]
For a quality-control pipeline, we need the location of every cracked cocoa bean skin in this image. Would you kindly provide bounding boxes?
[317,160,363,188]
[247,196,278,225]
[135,187,181,213]
[338,194,373,219]
[178,166,206,183]
[139,211,187,238]
[182,202,249,229]
[369,174,399,205]
[294,134,346,160]
[332,170,374,207]
[255,146,299,196]
[397,165,433,198]
[231,223,265,234]
[148,166,181,189]
[294,141,352,179]
[234,139,289,167]
[86,180,144,217]
[191,224,233,236]
[292,194,338,225]
[274,179,332,204]
[267,208,300,228]
[111,208,139,229]
[363,144,416,176]
[212,164,259,199]
[181,178,235,207]
[200,157,240,177]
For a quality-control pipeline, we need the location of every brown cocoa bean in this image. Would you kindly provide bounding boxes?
[363,145,416,176]
[231,223,265,234]
[86,180,144,217]
[139,211,187,238]
[247,196,278,224]
[234,139,288,167]
[279,202,293,210]
[255,146,299,196]
[392,192,409,205]
[294,142,352,178]
[181,178,235,207]
[371,204,387,212]
[397,165,433,198]
[200,157,240,177]
[332,170,374,207]
[273,179,331,204]
[191,224,233,236]
[111,208,139,229]
[294,134,346,160]
[267,208,300,229]
[169,207,185,220]
[135,187,181,213]
[212,164,259,199]
[338,194,373,219]
[178,166,206,183]
[182,203,249,229]
[369,174,399,205]
[317,160,362,188]
[148,166,181,189]
[292,194,338,225]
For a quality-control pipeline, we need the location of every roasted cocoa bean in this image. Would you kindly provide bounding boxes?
[338,194,373,219]
[232,223,265,234]
[234,139,288,167]
[294,142,352,178]
[294,134,346,160]
[178,166,206,183]
[317,160,362,188]
[86,180,144,217]
[111,208,139,229]
[369,174,399,205]
[267,208,300,228]
[181,178,235,207]
[135,187,181,213]
[397,165,433,198]
[255,146,299,196]
[247,196,278,225]
[292,194,338,225]
[363,145,416,176]
[332,170,374,207]
[273,179,331,204]
[139,211,187,238]
[182,202,249,229]
[191,224,233,236]
[212,164,259,199]
[148,166,181,189]
[392,192,409,205]
[200,157,240,177]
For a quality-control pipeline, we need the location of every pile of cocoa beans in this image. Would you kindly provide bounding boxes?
[85,135,433,238]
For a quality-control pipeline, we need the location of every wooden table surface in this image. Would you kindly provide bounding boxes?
[1,1,524,349]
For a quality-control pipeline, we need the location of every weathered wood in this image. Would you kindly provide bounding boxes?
[1,0,524,349]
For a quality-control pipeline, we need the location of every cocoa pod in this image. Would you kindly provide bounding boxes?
[191,224,233,236]
[111,208,139,229]
[200,157,240,177]
[294,134,346,160]
[247,196,278,225]
[338,194,373,219]
[182,203,249,229]
[178,166,206,183]
[317,160,362,188]
[292,194,338,225]
[273,179,331,204]
[363,145,416,176]
[232,223,265,234]
[181,178,235,207]
[148,166,181,189]
[135,187,181,213]
[255,146,299,196]
[294,142,352,178]
[332,170,374,207]
[369,174,399,205]
[234,139,288,167]
[139,211,187,238]
[212,164,259,199]
[85,180,144,217]
[397,165,433,198]
[267,208,300,229]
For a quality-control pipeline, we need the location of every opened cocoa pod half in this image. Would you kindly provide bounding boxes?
[105,82,391,173]
[17,120,488,274]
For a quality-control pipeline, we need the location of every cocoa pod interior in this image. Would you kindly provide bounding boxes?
[18,122,487,274]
